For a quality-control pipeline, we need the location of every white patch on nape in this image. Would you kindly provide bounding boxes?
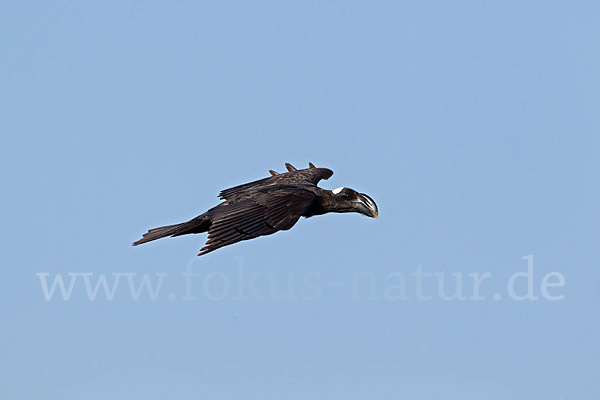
[332,187,345,194]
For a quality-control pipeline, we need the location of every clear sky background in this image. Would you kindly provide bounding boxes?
[1,1,599,399]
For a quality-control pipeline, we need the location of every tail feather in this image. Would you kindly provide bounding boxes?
[133,216,210,246]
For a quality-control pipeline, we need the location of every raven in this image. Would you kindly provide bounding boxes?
[133,163,378,256]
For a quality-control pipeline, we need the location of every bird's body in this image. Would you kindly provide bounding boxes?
[133,163,378,256]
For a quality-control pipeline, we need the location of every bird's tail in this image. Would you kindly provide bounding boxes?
[132,216,210,246]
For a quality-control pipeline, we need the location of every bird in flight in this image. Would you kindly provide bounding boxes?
[133,162,378,256]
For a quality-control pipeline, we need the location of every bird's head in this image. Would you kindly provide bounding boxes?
[330,187,378,218]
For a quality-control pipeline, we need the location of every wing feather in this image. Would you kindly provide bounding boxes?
[199,189,315,255]
[219,166,333,200]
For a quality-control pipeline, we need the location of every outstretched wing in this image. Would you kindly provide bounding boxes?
[201,188,316,255]
[219,163,333,201]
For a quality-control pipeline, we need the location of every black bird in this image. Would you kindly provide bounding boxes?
[133,163,378,256]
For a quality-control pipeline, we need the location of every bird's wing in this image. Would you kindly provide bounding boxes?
[200,188,316,255]
[219,163,333,201]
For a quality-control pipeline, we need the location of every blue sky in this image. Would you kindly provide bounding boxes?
[1,1,599,399]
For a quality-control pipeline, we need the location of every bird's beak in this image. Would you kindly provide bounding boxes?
[353,193,378,218]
